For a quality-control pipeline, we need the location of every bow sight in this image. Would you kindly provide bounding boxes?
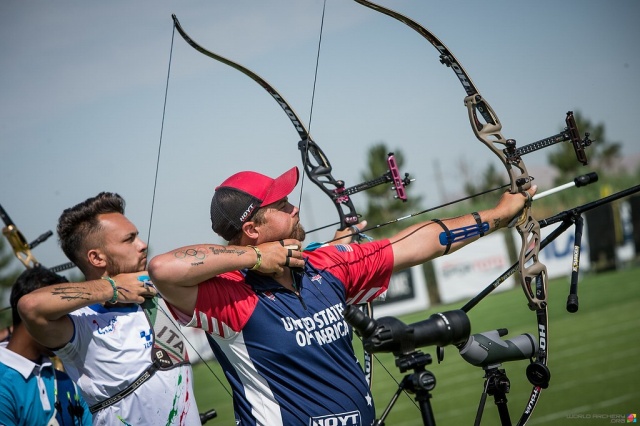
[503,111,593,166]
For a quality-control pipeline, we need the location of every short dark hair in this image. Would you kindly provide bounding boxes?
[210,167,298,242]
[57,192,125,268]
[11,265,68,326]
[211,187,262,242]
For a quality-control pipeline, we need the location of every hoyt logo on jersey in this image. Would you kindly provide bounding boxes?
[310,411,361,426]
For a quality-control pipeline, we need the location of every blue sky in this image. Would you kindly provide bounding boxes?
[1,0,639,273]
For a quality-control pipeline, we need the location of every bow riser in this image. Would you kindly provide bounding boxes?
[464,95,533,193]
[518,217,548,310]
[297,138,359,229]
[1,203,40,269]
[2,225,37,269]
[464,92,549,312]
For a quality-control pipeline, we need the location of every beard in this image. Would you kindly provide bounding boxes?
[290,222,306,241]
[105,256,146,276]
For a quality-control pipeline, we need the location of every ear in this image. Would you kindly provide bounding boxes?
[242,221,260,240]
[87,249,107,268]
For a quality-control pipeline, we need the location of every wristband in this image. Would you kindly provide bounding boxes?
[432,219,452,255]
[247,246,262,271]
[101,276,118,304]
[471,212,485,237]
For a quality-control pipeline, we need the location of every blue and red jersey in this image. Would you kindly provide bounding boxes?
[172,240,394,426]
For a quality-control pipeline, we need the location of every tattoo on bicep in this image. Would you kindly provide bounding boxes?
[51,286,91,301]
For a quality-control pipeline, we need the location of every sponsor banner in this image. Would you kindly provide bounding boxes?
[433,232,514,304]
[374,265,430,317]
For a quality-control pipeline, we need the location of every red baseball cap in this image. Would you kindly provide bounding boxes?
[210,167,299,240]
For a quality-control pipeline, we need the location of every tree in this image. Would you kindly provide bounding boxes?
[462,162,505,207]
[358,143,422,238]
[359,142,443,304]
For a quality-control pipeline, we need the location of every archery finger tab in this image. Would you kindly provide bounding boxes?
[137,275,154,290]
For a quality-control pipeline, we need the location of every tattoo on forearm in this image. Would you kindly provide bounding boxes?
[174,248,207,260]
[208,247,247,256]
[493,218,502,229]
[51,286,91,301]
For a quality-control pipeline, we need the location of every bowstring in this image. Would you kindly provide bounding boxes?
[146,21,175,249]
[296,0,327,214]
[150,19,232,398]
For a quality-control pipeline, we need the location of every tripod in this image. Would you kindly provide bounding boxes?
[473,365,514,426]
[374,351,437,426]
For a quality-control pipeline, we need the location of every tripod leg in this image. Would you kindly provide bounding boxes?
[473,391,488,426]
[415,389,436,426]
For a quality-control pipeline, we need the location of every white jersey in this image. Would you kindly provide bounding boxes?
[55,300,200,426]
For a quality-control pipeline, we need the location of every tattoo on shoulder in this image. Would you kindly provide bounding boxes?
[51,286,91,301]
[209,247,246,256]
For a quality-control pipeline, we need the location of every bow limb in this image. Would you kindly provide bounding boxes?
[1,203,41,269]
[172,15,360,231]
[353,1,550,423]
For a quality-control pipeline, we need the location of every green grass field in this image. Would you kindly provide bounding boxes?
[192,265,640,425]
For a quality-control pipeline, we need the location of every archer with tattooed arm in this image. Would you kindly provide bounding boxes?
[18,192,200,425]
[148,166,535,426]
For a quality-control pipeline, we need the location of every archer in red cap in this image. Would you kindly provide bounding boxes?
[149,166,535,425]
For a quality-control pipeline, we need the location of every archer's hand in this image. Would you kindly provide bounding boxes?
[253,239,305,277]
[330,220,368,245]
[496,185,538,228]
[107,272,157,304]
